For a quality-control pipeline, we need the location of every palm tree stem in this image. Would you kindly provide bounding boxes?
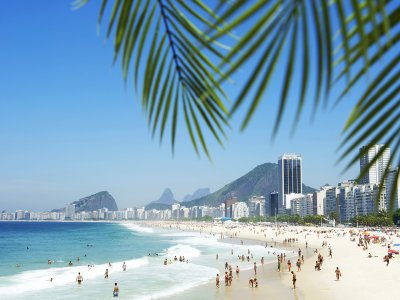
[157,0,183,81]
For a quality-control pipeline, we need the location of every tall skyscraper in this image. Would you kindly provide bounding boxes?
[386,168,400,210]
[359,144,390,185]
[278,154,302,213]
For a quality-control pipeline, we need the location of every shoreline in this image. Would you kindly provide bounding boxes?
[138,220,400,300]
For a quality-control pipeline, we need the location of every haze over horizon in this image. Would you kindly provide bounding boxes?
[0,1,361,212]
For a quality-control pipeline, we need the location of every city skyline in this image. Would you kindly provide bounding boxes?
[0,1,379,212]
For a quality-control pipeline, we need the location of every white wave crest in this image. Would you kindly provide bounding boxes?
[0,257,149,296]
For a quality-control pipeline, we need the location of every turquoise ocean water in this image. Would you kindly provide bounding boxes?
[0,222,284,299]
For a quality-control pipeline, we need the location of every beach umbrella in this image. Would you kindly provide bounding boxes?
[388,250,399,254]
[393,244,400,247]
[369,235,380,239]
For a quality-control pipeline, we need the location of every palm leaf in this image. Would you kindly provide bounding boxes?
[80,0,230,158]
[79,0,400,209]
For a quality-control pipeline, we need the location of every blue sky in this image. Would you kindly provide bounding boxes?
[0,1,364,211]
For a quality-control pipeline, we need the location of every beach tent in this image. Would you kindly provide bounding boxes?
[220,217,233,222]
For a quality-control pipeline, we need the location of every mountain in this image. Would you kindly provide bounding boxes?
[154,188,176,205]
[70,191,118,212]
[181,163,316,207]
[145,188,176,210]
[183,188,210,202]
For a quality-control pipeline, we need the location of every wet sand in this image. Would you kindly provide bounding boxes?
[141,221,400,300]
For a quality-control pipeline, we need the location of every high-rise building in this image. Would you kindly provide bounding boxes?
[359,144,390,185]
[65,203,75,220]
[313,185,332,216]
[386,168,400,210]
[248,196,266,218]
[225,195,237,218]
[338,181,356,222]
[354,185,376,216]
[232,202,249,219]
[325,187,339,216]
[290,194,313,217]
[268,192,279,217]
[278,154,302,213]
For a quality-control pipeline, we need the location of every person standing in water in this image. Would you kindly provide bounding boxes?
[122,262,126,271]
[335,267,342,280]
[113,282,119,297]
[291,271,296,289]
[76,272,83,285]
[216,274,220,288]
[105,269,109,279]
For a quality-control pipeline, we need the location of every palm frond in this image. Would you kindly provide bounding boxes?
[80,0,231,158]
[79,0,400,209]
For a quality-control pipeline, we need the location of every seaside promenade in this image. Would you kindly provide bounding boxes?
[143,221,400,300]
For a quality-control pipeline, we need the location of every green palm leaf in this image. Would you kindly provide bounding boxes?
[78,0,400,209]
[79,0,230,158]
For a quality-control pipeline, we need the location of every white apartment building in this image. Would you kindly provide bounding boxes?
[359,144,391,185]
[290,194,313,217]
[232,202,249,219]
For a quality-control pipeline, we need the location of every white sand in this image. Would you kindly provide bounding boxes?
[140,221,400,300]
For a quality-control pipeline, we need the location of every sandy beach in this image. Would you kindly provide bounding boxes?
[139,221,400,300]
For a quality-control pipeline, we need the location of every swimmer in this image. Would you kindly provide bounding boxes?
[113,282,119,297]
[76,272,83,285]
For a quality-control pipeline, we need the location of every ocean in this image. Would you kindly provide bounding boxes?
[0,221,284,299]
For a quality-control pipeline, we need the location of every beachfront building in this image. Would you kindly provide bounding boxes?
[136,207,145,220]
[278,154,302,213]
[338,181,356,222]
[65,203,75,220]
[325,187,339,217]
[285,193,303,212]
[232,202,249,219]
[0,212,15,220]
[171,203,180,219]
[248,196,266,218]
[313,185,332,216]
[267,191,279,217]
[359,144,391,185]
[290,194,313,217]
[15,210,26,220]
[225,196,237,218]
[386,168,400,210]
[354,185,376,216]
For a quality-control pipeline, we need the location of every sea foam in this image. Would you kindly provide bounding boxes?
[0,256,149,296]
[121,223,154,233]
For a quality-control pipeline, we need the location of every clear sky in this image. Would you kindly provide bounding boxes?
[0,1,364,211]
